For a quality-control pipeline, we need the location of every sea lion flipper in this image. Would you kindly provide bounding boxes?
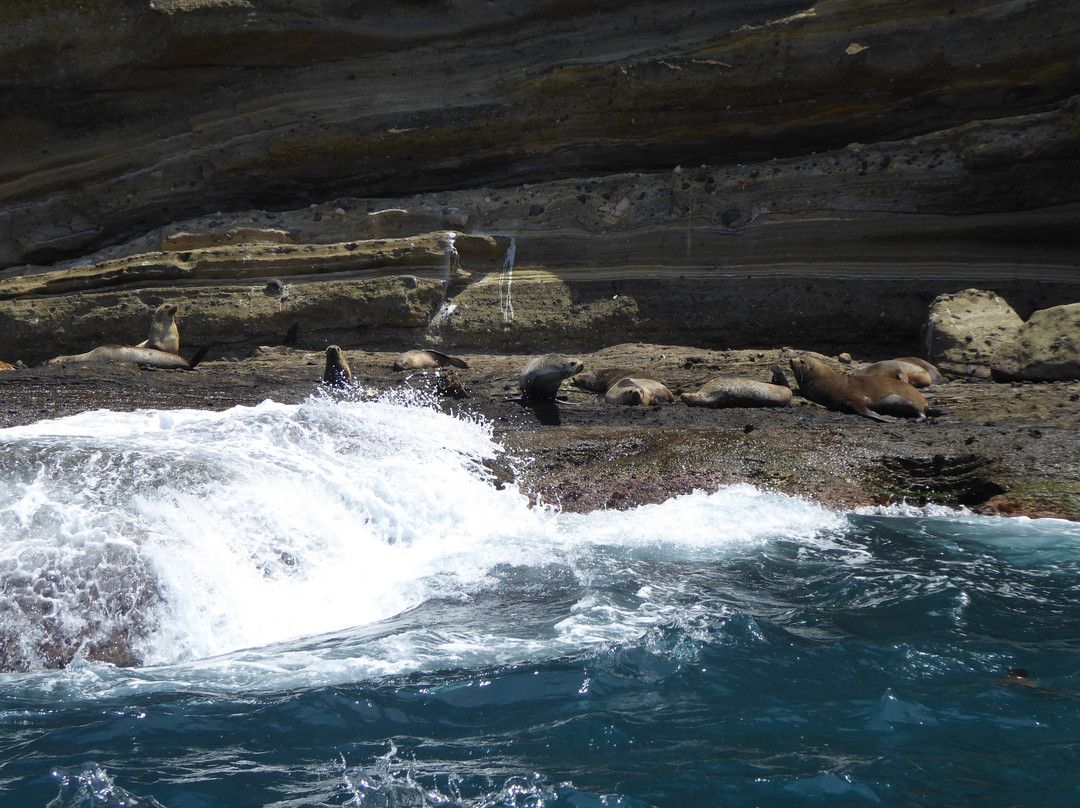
[425,349,469,369]
[188,346,209,369]
[770,364,790,388]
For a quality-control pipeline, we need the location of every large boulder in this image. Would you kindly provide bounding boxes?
[925,289,1024,375]
[991,303,1080,381]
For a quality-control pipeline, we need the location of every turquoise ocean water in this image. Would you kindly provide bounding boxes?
[2,394,1078,807]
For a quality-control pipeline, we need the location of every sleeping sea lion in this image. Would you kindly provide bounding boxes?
[136,304,180,354]
[571,366,662,392]
[0,361,15,371]
[600,376,676,406]
[48,345,196,370]
[323,345,352,387]
[519,354,585,401]
[894,356,947,384]
[854,359,934,388]
[392,349,469,371]
[789,355,931,422]
[681,378,792,408]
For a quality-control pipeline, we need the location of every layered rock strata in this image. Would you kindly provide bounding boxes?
[2,1,1079,363]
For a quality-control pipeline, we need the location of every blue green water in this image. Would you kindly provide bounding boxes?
[1,397,1078,807]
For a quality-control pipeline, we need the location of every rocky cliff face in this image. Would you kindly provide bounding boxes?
[2,0,1078,363]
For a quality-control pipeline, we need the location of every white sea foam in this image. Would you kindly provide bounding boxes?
[0,395,864,695]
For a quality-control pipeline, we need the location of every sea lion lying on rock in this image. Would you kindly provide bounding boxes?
[323,345,352,387]
[136,303,180,354]
[790,355,933,422]
[519,354,585,401]
[600,376,676,406]
[681,377,792,408]
[854,357,945,388]
[571,366,662,392]
[392,349,469,371]
[48,345,198,370]
[0,361,15,371]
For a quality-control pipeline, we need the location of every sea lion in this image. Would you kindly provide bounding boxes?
[601,376,676,406]
[681,378,793,408]
[48,345,195,370]
[571,366,662,392]
[0,361,15,371]
[854,359,934,388]
[789,355,931,422]
[136,304,180,354]
[323,345,352,387]
[518,354,585,401]
[895,356,948,384]
[392,349,469,371]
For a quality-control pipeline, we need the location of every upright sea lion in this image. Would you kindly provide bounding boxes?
[601,376,676,406]
[855,359,934,388]
[790,355,931,422]
[519,354,585,401]
[323,345,352,387]
[571,366,662,393]
[136,304,180,354]
[681,378,792,408]
[48,345,195,370]
[392,349,469,371]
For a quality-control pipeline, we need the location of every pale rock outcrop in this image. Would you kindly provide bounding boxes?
[991,303,1080,382]
[926,289,1024,375]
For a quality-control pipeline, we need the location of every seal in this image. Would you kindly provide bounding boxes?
[571,366,662,393]
[854,359,934,388]
[895,356,947,384]
[681,378,793,408]
[519,354,585,401]
[789,355,931,421]
[0,361,15,371]
[392,349,469,371]
[601,376,676,406]
[136,304,180,354]
[48,345,196,370]
[323,345,352,387]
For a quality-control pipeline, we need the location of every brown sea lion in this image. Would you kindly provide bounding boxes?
[601,376,676,406]
[854,359,934,388]
[136,304,180,354]
[392,349,469,371]
[48,345,195,370]
[789,355,931,422]
[894,356,948,384]
[323,345,352,387]
[571,366,662,393]
[0,361,15,371]
[681,378,793,408]
[519,354,585,401]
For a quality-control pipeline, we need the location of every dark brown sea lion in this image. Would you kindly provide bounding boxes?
[136,303,180,354]
[48,345,196,370]
[854,359,934,388]
[392,349,469,371]
[519,354,585,401]
[571,366,662,393]
[681,378,793,408]
[600,376,676,406]
[789,355,931,422]
[323,345,352,387]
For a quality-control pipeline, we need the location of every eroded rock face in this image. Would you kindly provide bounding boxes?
[1,1,1079,362]
[992,303,1080,381]
[926,289,1024,375]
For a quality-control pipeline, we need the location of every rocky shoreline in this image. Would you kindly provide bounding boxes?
[3,343,1077,521]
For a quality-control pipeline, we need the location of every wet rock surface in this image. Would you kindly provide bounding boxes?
[2,343,1077,521]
